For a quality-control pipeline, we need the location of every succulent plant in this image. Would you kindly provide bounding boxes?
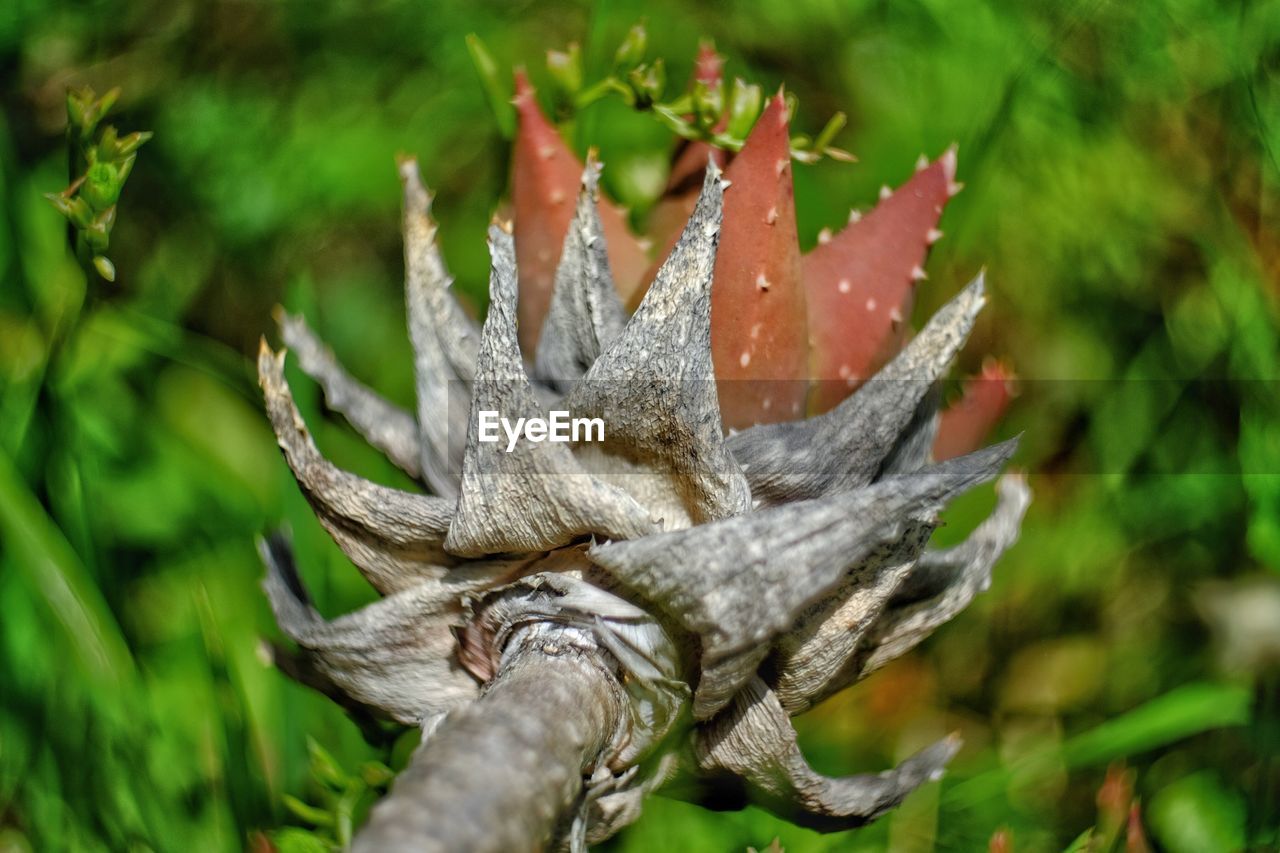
[257,45,1029,851]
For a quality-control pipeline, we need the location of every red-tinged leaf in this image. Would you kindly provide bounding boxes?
[694,39,724,85]
[933,359,1015,461]
[510,69,648,353]
[988,828,1012,853]
[805,148,959,413]
[1127,802,1152,853]
[711,93,809,430]
[1098,763,1135,834]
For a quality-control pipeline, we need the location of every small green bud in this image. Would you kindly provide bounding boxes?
[45,193,94,229]
[117,153,138,185]
[692,78,724,130]
[282,794,334,827]
[83,217,111,252]
[96,125,119,159]
[83,162,122,209]
[359,762,395,788]
[813,111,847,154]
[92,255,116,282]
[87,87,121,130]
[114,130,153,158]
[627,59,664,107]
[66,87,93,131]
[546,42,583,97]
[725,78,762,139]
[67,86,120,137]
[614,23,647,69]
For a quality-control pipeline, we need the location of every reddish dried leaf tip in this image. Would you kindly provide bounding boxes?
[695,41,724,86]
[710,94,809,430]
[804,148,959,414]
[933,358,1016,462]
[1126,802,1152,853]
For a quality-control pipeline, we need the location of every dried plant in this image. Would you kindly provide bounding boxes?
[257,47,1028,851]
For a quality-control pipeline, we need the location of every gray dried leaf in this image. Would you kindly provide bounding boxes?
[770,522,931,715]
[589,439,1018,719]
[695,677,960,830]
[534,157,629,393]
[259,535,494,726]
[400,159,479,500]
[277,309,423,480]
[856,472,1031,678]
[729,273,986,505]
[876,382,942,479]
[258,342,459,593]
[565,163,751,527]
[444,227,657,557]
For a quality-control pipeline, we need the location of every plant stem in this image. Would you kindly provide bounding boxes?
[353,623,623,852]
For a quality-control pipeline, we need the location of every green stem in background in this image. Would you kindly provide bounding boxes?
[44,86,151,283]
[465,27,854,165]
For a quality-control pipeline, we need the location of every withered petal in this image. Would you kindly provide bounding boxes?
[445,228,656,557]
[589,439,1017,719]
[695,677,960,830]
[277,310,422,481]
[258,342,458,593]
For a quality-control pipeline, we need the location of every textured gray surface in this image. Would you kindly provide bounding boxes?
[445,227,656,557]
[277,309,423,480]
[695,676,961,831]
[565,164,751,528]
[588,440,1018,719]
[400,158,477,499]
[534,157,629,393]
[259,156,1028,848]
[259,344,458,592]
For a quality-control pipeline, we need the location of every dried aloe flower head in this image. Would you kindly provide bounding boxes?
[257,48,1029,851]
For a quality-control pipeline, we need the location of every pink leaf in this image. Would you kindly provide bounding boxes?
[805,148,958,413]
[711,93,809,430]
[933,359,1015,461]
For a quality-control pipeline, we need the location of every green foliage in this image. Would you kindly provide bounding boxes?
[0,0,1277,850]
[44,86,151,282]
[270,738,394,851]
[469,26,853,163]
[1147,771,1246,853]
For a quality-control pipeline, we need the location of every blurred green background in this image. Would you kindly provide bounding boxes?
[2,0,1279,850]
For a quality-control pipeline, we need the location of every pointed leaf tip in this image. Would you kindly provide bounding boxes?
[257,342,458,593]
[711,93,808,430]
[640,43,733,295]
[934,358,1016,461]
[400,156,478,498]
[566,165,750,528]
[533,152,629,390]
[447,227,654,556]
[695,678,962,829]
[511,73,648,353]
[805,150,959,413]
